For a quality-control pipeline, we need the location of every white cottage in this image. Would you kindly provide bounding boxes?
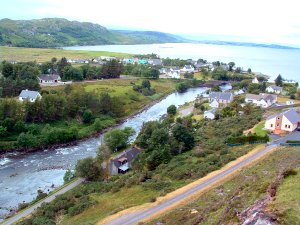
[19,90,41,102]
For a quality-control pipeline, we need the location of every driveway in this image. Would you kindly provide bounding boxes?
[272,131,300,144]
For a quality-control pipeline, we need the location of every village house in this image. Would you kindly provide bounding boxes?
[148,59,162,66]
[266,85,283,94]
[167,70,180,79]
[204,108,217,120]
[245,93,277,108]
[209,99,219,108]
[19,89,41,102]
[208,92,233,106]
[234,89,245,96]
[265,109,300,134]
[181,65,195,73]
[38,74,61,84]
[252,77,259,84]
[109,147,141,175]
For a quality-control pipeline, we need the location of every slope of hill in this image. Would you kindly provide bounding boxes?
[0,18,186,48]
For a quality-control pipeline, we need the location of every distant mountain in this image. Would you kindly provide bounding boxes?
[0,18,187,48]
[193,40,298,49]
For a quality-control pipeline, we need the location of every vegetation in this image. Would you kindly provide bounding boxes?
[0,46,130,62]
[104,127,135,152]
[0,78,176,152]
[269,168,300,224]
[0,18,185,48]
[16,99,264,225]
[148,147,300,225]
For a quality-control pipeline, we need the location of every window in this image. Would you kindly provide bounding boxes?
[285,124,288,128]
[277,123,279,127]
[271,124,273,128]
[288,125,291,129]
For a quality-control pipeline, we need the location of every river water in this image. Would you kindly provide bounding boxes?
[0,87,207,220]
[65,43,300,82]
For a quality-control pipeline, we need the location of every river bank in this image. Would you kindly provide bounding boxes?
[0,91,171,157]
[0,87,208,219]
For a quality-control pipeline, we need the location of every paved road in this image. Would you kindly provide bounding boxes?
[1,178,84,225]
[104,144,278,225]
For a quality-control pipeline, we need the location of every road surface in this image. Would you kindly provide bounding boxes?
[1,178,84,225]
[104,144,278,225]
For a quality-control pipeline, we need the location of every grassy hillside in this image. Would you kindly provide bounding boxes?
[0,18,186,48]
[0,46,131,62]
[148,147,300,225]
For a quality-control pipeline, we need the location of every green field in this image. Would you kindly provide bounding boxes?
[147,147,300,225]
[0,46,131,62]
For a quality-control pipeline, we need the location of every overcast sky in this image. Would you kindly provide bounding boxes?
[1,0,300,46]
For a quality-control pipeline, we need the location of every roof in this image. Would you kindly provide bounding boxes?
[268,85,283,91]
[112,147,141,168]
[209,92,233,101]
[205,108,217,115]
[19,90,41,100]
[184,65,193,69]
[149,59,162,65]
[39,74,61,81]
[267,109,300,124]
[245,93,276,102]
[284,109,300,124]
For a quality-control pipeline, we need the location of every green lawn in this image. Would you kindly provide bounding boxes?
[0,46,131,62]
[61,186,158,225]
[269,168,300,224]
[253,121,267,137]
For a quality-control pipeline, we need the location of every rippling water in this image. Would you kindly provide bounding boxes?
[65,43,300,82]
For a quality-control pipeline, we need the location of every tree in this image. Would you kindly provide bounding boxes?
[228,62,235,71]
[101,59,123,79]
[97,143,111,178]
[104,127,135,152]
[172,123,195,151]
[75,157,101,181]
[247,68,252,73]
[144,68,159,79]
[82,109,93,124]
[142,79,151,89]
[50,57,57,74]
[1,61,14,78]
[275,74,283,87]
[63,66,83,81]
[167,105,177,116]
[57,57,70,76]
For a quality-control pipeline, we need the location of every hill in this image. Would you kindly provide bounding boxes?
[0,18,186,48]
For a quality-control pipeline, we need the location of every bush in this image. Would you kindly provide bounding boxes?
[82,109,94,124]
[167,105,177,116]
[17,132,39,148]
[75,157,101,181]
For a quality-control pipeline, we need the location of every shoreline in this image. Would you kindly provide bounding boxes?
[0,91,173,158]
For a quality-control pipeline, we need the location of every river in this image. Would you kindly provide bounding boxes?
[0,87,207,220]
[64,43,300,82]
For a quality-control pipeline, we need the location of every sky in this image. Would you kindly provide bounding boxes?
[1,0,300,47]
